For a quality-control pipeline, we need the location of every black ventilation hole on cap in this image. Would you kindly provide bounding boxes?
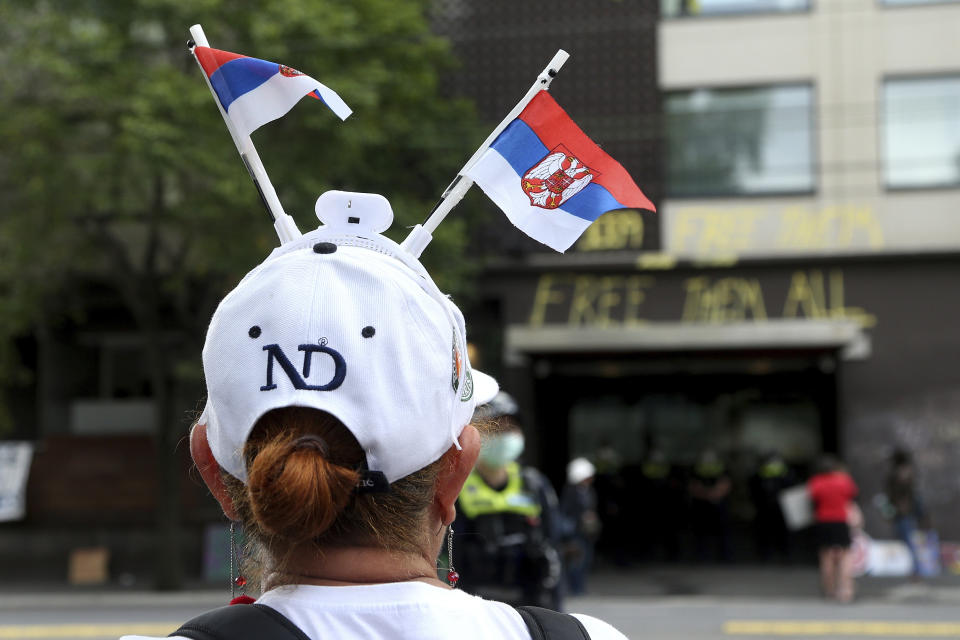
[313,242,337,254]
[348,216,360,224]
[362,326,376,338]
[248,326,261,338]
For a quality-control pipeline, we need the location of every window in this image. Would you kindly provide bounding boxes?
[67,333,157,435]
[881,0,960,6]
[665,84,815,197]
[883,76,960,189]
[662,0,809,18]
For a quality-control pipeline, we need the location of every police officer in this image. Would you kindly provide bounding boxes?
[749,451,795,562]
[453,391,564,610]
[635,449,682,562]
[688,449,733,562]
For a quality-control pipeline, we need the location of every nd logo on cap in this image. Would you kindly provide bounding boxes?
[259,336,347,392]
[249,191,394,395]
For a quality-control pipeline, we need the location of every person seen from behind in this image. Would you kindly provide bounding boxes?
[749,451,795,563]
[808,455,859,603]
[688,449,733,563]
[454,391,565,611]
[560,457,601,595]
[885,448,928,577]
[121,193,626,640]
[634,449,681,562]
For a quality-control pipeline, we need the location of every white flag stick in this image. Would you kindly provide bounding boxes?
[188,24,302,245]
[401,49,570,258]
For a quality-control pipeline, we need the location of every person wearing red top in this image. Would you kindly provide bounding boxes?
[808,456,859,602]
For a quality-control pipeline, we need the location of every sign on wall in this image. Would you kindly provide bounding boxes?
[0,442,34,522]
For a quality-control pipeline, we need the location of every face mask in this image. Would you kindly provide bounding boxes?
[479,432,525,467]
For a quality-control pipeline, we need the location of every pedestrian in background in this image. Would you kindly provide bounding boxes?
[124,195,627,640]
[560,457,601,595]
[688,449,733,563]
[592,442,629,567]
[885,448,928,577]
[454,391,565,611]
[749,451,795,563]
[634,449,682,562]
[808,455,859,603]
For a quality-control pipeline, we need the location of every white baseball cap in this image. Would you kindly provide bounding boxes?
[199,191,498,484]
[567,457,596,485]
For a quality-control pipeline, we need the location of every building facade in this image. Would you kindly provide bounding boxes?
[447,0,960,546]
[4,0,960,577]
[657,0,960,539]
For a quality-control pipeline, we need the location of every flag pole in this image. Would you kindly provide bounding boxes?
[401,49,570,258]
[187,24,302,245]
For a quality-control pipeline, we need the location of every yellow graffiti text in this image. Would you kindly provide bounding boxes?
[576,210,645,251]
[671,208,763,254]
[783,270,877,328]
[681,277,768,324]
[528,274,654,327]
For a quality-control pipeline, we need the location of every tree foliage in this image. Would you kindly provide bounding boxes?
[0,0,480,587]
[0,0,480,430]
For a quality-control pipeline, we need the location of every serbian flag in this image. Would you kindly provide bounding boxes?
[465,91,654,252]
[194,46,351,138]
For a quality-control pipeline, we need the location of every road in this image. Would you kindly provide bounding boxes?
[3,588,960,639]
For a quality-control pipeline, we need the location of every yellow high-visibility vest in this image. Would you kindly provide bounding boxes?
[458,462,542,520]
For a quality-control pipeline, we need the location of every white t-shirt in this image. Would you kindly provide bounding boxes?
[121,582,627,640]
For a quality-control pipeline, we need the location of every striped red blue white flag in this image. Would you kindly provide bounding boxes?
[194,46,351,138]
[465,91,654,252]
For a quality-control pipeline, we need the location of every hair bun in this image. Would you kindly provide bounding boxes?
[248,432,357,542]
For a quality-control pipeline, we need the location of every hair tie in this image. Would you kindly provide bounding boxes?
[291,434,329,457]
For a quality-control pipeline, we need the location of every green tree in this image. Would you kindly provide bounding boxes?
[0,0,479,589]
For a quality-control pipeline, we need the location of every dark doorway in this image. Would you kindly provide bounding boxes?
[528,348,839,562]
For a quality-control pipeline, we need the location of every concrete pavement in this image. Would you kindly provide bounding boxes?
[3,567,960,639]
[4,564,960,606]
[580,564,960,604]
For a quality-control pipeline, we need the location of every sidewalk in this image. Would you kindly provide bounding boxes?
[580,564,960,604]
[4,565,960,607]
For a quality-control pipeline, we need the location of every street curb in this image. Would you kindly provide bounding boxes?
[0,590,227,610]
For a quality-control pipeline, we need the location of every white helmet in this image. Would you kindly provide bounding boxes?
[567,457,596,484]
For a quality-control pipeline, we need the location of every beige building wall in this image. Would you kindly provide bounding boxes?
[659,0,960,259]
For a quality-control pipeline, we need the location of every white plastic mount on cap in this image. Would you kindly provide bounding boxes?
[316,190,393,234]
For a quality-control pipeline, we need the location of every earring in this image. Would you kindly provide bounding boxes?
[446,526,459,587]
[229,521,253,604]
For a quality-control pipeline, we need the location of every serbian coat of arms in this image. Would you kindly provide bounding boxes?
[279,65,304,77]
[521,144,597,210]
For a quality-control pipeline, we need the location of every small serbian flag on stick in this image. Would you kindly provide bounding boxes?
[465,91,654,252]
[194,46,351,138]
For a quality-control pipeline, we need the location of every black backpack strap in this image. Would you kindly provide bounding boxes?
[171,603,311,640]
[515,605,590,640]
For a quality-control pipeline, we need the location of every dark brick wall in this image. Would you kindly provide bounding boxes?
[25,435,213,525]
[432,0,662,255]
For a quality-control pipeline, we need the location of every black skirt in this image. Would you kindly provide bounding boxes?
[815,521,852,549]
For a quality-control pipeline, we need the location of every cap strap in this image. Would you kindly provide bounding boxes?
[355,470,390,494]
